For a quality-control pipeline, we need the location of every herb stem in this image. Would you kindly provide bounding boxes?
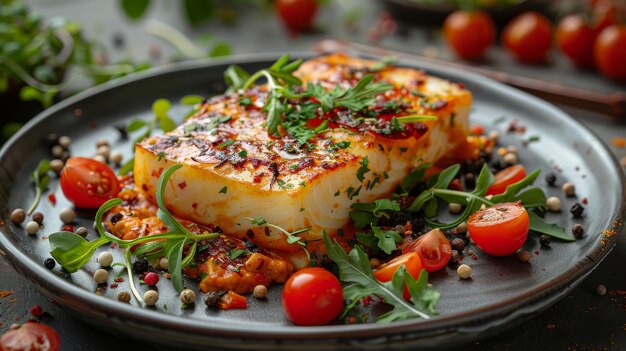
[432,188,495,206]
[124,246,143,304]
[27,187,42,215]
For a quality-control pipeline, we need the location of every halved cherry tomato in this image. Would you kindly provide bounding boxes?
[401,228,451,273]
[276,0,318,32]
[218,291,247,310]
[60,157,120,208]
[594,24,626,80]
[502,12,553,63]
[443,10,496,60]
[0,322,60,351]
[468,202,530,256]
[556,14,598,67]
[282,267,343,326]
[374,252,423,300]
[486,165,526,196]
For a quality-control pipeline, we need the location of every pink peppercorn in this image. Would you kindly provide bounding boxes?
[144,272,159,287]
[30,305,43,317]
[63,225,74,232]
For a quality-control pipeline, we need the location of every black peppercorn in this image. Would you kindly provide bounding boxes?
[451,238,465,252]
[132,258,149,274]
[539,235,551,247]
[572,224,584,239]
[44,258,55,270]
[114,124,128,140]
[570,203,584,218]
[204,291,226,308]
[545,173,557,186]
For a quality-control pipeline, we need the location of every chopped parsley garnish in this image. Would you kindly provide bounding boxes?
[238,96,252,106]
[335,141,351,149]
[219,186,228,194]
[227,249,248,260]
[238,150,248,158]
[356,156,370,183]
[276,179,294,190]
[157,151,166,161]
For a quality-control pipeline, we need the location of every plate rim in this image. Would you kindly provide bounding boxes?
[1,51,624,341]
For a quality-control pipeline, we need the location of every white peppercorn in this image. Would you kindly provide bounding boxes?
[449,202,462,214]
[562,182,576,197]
[93,269,108,284]
[97,251,114,267]
[180,289,196,304]
[488,130,500,142]
[95,139,109,148]
[51,145,64,158]
[455,222,468,234]
[253,285,268,299]
[143,290,159,306]
[59,207,76,224]
[457,264,472,279]
[96,145,110,160]
[25,221,39,235]
[58,136,71,148]
[546,197,561,212]
[49,159,64,173]
[503,152,518,165]
[158,257,169,271]
[111,151,123,166]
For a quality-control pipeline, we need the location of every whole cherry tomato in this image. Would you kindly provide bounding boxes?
[502,12,553,63]
[486,165,527,196]
[282,267,343,326]
[276,0,318,32]
[556,14,598,67]
[0,322,60,351]
[60,157,120,208]
[374,251,423,300]
[594,24,626,80]
[401,228,452,272]
[443,10,496,60]
[468,202,530,256]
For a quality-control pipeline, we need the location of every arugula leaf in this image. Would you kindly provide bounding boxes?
[399,162,431,194]
[49,233,110,273]
[372,226,403,254]
[27,159,51,215]
[350,199,400,229]
[324,233,438,323]
[529,211,575,242]
[491,169,540,204]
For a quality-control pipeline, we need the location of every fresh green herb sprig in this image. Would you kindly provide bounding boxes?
[49,163,219,302]
[405,163,572,241]
[248,216,312,263]
[27,159,50,215]
[324,233,440,323]
[225,54,303,136]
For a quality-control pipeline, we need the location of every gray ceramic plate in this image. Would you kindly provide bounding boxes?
[0,53,624,350]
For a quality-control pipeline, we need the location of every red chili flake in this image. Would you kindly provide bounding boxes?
[471,254,478,260]
[47,193,56,205]
[62,225,74,232]
[192,203,198,210]
[114,277,124,283]
[362,295,373,307]
[534,250,540,255]
[144,272,159,287]
[582,197,588,204]
[178,181,187,189]
[449,178,463,191]
[164,273,171,279]
[110,243,118,249]
[30,305,43,317]
[110,283,118,289]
